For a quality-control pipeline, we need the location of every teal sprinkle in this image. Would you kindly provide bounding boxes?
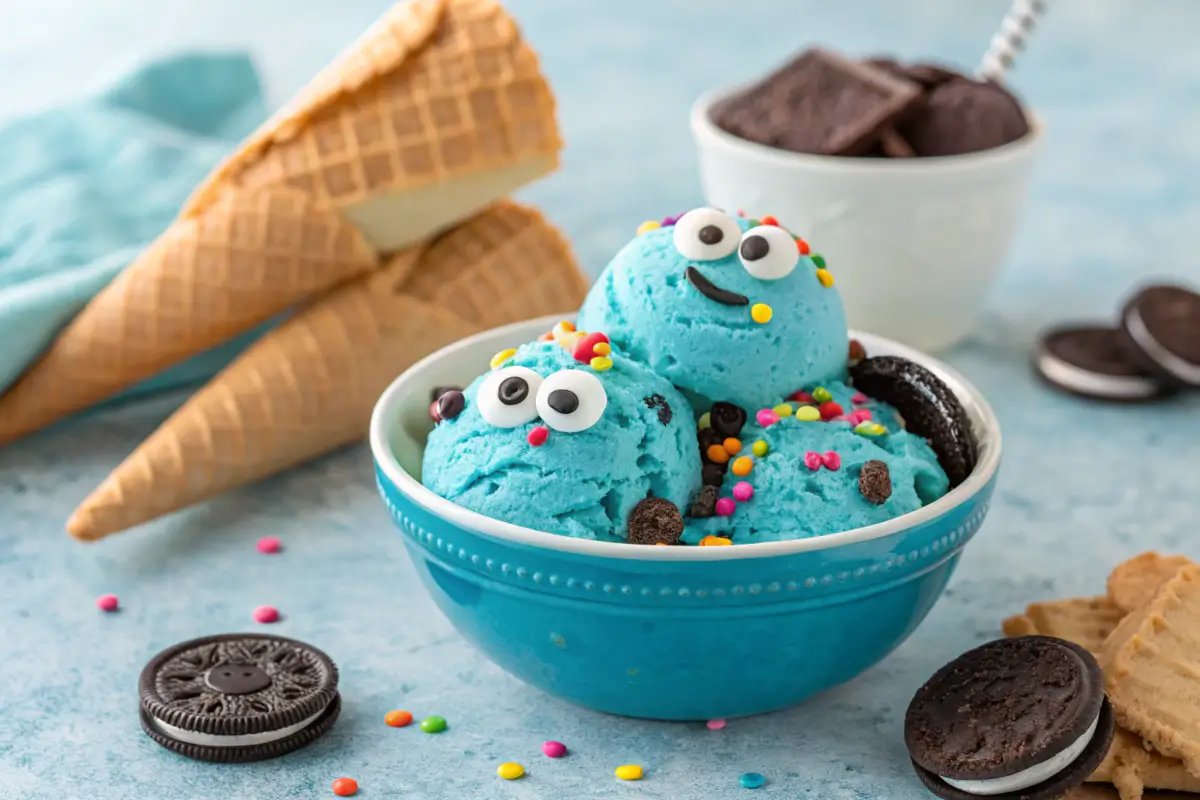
[739,772,766,789]
[812,254,827,269]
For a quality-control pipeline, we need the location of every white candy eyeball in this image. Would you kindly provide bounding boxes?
[672,208,741,262]
[738,225,799,280]
[477,366,543,428]
[535,369,608,433]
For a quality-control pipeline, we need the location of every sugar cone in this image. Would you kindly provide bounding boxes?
[66,202,587,540]
[183,0,561,252]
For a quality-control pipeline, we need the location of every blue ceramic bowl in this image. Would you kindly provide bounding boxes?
[369,316,1001,721]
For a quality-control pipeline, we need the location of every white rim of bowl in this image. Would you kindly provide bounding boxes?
[369,315,1002,562]
[690,83,1043,175]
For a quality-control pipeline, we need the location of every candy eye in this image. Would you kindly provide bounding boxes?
[535,369,608,433]
[477,366,543,428]
[672,208,741,261]
[738,225,799,280]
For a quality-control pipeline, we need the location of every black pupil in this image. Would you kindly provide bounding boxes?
[547,389,579,415]
[498,377,529,405]
[698,225,724,245]
[740,235,769,261]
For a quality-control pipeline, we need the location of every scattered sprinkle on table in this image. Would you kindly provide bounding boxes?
[419,715,447,733]
[706,719,726,730]
[256,536,282,554]
[497,762,525,780]
[385,710,413,727]
[252,605,279,624]
[542,741,567,758]
[95,594,119,612]
[740,772,766,789]
[331,777,358,796]
[615,764,643,781]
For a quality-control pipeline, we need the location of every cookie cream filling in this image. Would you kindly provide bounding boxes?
[940,712,1100,796]
[1035,347,1159,399]
[1124,306,1200,384]
[152,701,330,748]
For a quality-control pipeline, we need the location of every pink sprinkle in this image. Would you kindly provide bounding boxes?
[542,741,567,758]
[707,719,727,730]
[851,393,868,405]
[804,451,823,470]
[527,426,549,447]
[252,605,280,624]
[95,594,119,612]
[822,451,842,470]
[856,409,873,422]
[715,497,737,517]
[732,481,754,502]
[755,409,780,427]
[257,536,282,555]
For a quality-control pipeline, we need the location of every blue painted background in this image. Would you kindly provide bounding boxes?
[3,1,1200,798]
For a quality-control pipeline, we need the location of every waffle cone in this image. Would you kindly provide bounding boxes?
[183,0,561,252]
[66,202,586,540]
[0,188,376,446]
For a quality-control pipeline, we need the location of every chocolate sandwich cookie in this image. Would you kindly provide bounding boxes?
[1033,325,1172,402]
[849,356,978,488]
[905,636,1114,800]
[140,633,340,762]
[1118,284,1200,388]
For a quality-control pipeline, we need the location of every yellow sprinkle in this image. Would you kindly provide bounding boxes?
[615,764,644,781]
[558,331,584,352]
[795,406,821,422]
[497,763,525,780]
[816,269,835,287]
[593,342,611,356]
[751,303,773,324]
[699,536,733,547]
[698,412,712,431]
[636,220,661,236]
[490,348,517,369]
[552,320,576,336]
[731,456,753,477]
[591,356,613,371]
[751,440,769,457]
[772,403,793,418]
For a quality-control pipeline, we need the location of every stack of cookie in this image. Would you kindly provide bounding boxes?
[1034,284,1200,402]
[1004,552,1200,800]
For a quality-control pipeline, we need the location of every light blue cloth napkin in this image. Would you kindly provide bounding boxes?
[0,53,269,405]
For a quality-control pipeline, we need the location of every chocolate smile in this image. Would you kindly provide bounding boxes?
[685,267,748,306]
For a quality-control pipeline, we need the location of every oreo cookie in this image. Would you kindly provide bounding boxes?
[140,633,340,762]
[849,356,978,488]
[1034,325,1171,402]
[627,497,684,545]
[1118,284,1200,388]
[905,636,1114,800]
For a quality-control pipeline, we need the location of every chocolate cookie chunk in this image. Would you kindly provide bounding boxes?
[627,497,684,545]
[858,460,892,504]
[898,77,1029,157]
[643,394,673,424]
[709,402,747,438]
[905,636,1114,800]
[1118,284,1200,388]
[688,485,720,518]
[140,633,340,762]
[1034,325,1171,402]
[850,356,978,487]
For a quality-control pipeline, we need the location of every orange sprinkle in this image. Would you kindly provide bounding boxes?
[593,342,612,356]
[731,456,753,477]
[760,215,779,226]
[699,536,733,547]
[706,445,731,464]
[722,438,742,456]
[385,710,413,728]
[332,777,358,796]
[795,238,811,255]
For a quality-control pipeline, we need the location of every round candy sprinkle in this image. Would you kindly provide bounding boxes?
[740,772,766,789]
[812,387,833,403]
[772,403,793,418]
[751,304,773,324]
[436,390,466,421]
[795,238,811,255]
[722,437,742,455]
[490,348,517,369]
[812,254,827,269]
[527,426,549,447]
[822,451,842,470]
[590,356,613,371]
[855,421,887,437]
[732,482,754,502]
[385,710,413,728]
[332,777,358,796]
[594,342,612,356]
[707,719,727,730]
[751,440,769,457]
[795,406,821,422]
[96,594,119,612]
[252,605,279,624]
[755,409,780,427]
[706,445,731,464]
[851,392,869,405]
[804,452,823,471]
[429,399,442,422]
[420,715,447,733]
[759,215,779,226]
[816,269,835,287]
[788,390,815,404]
[257,536,282,554]
[819,401,843,420]
[731,456,753,477]
[700,535,734,546]
[497,762,525,780]
[698,412,712,430]
[615,765,644,781]
[542,741,567,758]
[714,498,737,517]
[848,339,867,363]
[637,220,661,235]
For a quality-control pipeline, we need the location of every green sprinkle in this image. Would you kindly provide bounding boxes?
[420,715,447,733]
[855,421,887,438]
[812,387,833,403]
[811,254,826,269]
[751,440,769,457]
[698,412,711,431]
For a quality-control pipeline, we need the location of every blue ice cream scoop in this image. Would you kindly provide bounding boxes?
[422,331,700,543]
[578,208,849,410]
[684,381,950,544]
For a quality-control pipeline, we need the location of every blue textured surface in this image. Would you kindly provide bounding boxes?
[4,1,1200,798]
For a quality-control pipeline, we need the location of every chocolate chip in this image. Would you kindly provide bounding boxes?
[547,389,578,414]
[858,460,892,504]
[627,497,685,545]
[698,225,724,245]
[709,402,747,437]
[688,486,719,518]
[436,390,465,421]
[643,394,673,425]
[498,376,529,405]
[739,234,770,261]
[431,385,461,403]
[702,461,727,486]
